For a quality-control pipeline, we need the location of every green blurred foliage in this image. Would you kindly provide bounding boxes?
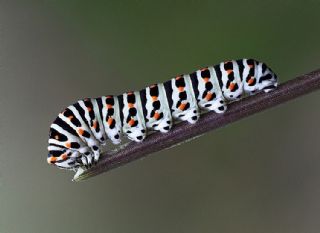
[0,1,319,233]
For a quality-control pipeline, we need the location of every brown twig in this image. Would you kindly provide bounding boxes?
[73,69,320,182]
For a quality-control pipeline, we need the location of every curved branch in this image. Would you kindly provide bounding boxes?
[73,69,320,182]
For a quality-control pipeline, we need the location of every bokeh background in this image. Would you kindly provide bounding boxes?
[1,1,320,232]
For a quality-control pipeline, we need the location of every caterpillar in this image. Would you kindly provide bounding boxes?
[47,59,278,171]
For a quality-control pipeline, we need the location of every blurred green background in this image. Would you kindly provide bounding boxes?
[0,1,320,232]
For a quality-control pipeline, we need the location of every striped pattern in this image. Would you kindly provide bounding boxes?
[47,58,278,170]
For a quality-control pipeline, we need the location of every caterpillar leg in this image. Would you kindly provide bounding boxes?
[200,97,227,114]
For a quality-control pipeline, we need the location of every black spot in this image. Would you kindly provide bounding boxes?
[152,123,158,127]
[176,100,182,109]
[127,94,136,103]
[192,116,198,121]
[220,100,224,104]
[205,82,213,90]
[107,108,114,116]
[149,85,159,96]
[179,91,187,100]
[201,69,210,78]
[235,94,242,99]
[193,110,197,113]
[126,130,132,134]
[152,100,160,110]
[84,152,90,156]
[247,59,254,66]
[166,121,171,124]
[141,129,145,133]
[175,77,185,87]
[228,72,235,81]
[218,106,225,111]
[137,136,143,140]
[70,142,80,149]
[178,114,185,118]
[105,97,114,105]
[230,95,233,98]
[109,119,116,129]
[129,108,137,116]
[49,150,65,157]
[204,104,212,107]
[95,122,100,132]
[100,137,105,141]
[84,99,95,119]
[163,126,170,131]
[81,130,90,138]
[92,145,99,151]
[150,110,155,118]
[114,134,119,139]
[224,61,233,70]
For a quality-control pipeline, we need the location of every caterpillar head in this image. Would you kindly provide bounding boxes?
[256,62,278,93]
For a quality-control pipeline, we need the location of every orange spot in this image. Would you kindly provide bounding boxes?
[205,92,213,101]
[178,87,184,92]
[248,77,255,85]
[48,156,57,163]
[128,103,134,108]
[107,117,114,126]
[248,64,254,68]
[229,82,236,91]
[128,118,135,126]
[106,104,113,109]
[65,142,71,148]
[151,96,157,101]
[203,77,210,83]
[54,135,59,140]
[68,116,74,120]
[175,76,181,80]
[179,103,186,111]
[78,128,84,136]
[87,107,92,112]
[150,84,156,88]
[200,68,208,71]
[60,154,68,160]
[93,121,97,129]
[226,69,233,75]
[154,112,160,120]
[127,92,133,95]
[107,95,112,98]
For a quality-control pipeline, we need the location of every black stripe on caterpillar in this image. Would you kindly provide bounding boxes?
[47,58,278,170]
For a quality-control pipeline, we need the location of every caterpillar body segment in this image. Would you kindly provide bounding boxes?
[47,59,278,170]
